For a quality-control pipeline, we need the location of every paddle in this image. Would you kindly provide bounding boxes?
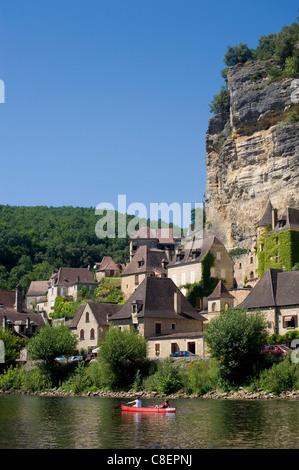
[113,402,130,409]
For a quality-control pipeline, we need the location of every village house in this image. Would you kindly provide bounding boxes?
[46,267,98,316]
[237,268,299,335]
[0,285,46,339]
[26,280,49,312]
[167,235,234,304]
[121,245,168,300]
[205,280,235,324]
[94,256,124,282]
[233,202,299,289]
[109,276,207,359]
[129,227,180,261]
[69,302,122,352]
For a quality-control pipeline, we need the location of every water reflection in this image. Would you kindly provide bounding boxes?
[0,395,298,449]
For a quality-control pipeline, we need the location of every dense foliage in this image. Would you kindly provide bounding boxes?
[0,205,133,293]
[26,324,78,385]
[97,327,148,390]
[210,11,299,115]
[204,308,268,387]
[257,229,299,277]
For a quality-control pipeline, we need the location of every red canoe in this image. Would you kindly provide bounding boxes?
[121,405,176,413]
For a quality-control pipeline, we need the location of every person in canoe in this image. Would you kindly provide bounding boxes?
[155,399,170,409]
[126,398,142,408]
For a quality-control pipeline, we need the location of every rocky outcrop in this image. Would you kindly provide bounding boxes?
[204,60,299,250]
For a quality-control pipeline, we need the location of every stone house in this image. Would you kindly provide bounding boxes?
[46,267,98,316]
[167,235,234,301]
[26,280,49,311]
[205,280,235,324]
[0,285,46,339]
[94,256,124,282]
[256,202,299,278]
[69,302,122,352]
[109,276,207,359]
[121,245,168,300]
[237,268,299,335]
[129,227,180,261]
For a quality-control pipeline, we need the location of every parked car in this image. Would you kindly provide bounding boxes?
[170,350,198,357]
[68,355,84,363]
[55,355,68,362]
[262,345,291,355]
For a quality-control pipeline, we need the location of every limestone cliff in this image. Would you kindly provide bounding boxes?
[204,60,299,251]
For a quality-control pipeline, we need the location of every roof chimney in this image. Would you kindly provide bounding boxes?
[15,285,23,313]
[174,290,181,314]
[272,208,278,229]
[2,315,7,329]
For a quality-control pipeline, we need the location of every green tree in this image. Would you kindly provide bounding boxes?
[98,327,147,390]
[204,308,268,387]
[209,86,230,115]
[0,329,27,368]
[223,43,254,66]
[26,324,78,386]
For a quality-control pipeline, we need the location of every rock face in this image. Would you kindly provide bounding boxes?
[204,60,299,250]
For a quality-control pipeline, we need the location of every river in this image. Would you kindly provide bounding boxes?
[0,394,298,449]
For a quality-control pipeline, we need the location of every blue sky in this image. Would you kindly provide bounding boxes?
[0,0,298,216]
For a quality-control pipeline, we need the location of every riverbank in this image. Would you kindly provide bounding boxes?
[1,387,299,400]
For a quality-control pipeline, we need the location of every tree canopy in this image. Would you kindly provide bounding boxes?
[204,308,268,386]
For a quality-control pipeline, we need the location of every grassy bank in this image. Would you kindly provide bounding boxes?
[1,354,298,398]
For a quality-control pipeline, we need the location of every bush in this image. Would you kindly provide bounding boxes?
[184,359,219,396]
[21,368,52,392]
[258,354,299,394]
[0,366,24,390]
[205,308,268,386]
[98,327,147,390]
[143,358,184,395]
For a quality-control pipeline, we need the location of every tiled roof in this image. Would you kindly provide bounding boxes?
[270,207,299,233]
[110,277,207,322]
[53,267,97,286]
[130,227,178,244]
[26,281,49,297]
[0,308,46,332]
[207,281,235,300]
[257,201,273,227]
[238,268,299,309]
[95,256,120,272]
[0,290,28,312]
[167,235,222,267]
[121,246,167,276]
[69,302,123,328]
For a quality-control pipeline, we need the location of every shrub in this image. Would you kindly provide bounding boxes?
[21,368,52,392]
[143,358,184,395]
[98,327,147,390]
[258,354,299,394]
[184,359,219,396]
[0,366,24,390]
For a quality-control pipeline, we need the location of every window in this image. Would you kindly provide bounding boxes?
[181,272,186,285]
[155,343,160,356]
[85,312,89,323]
[221,269,225,279]
[250,257,253,264]
[190,271,195,284]
[224,302,229,310]
[212,302,216,312]
[260,243,264,252]
[276,252,279,263]
[80,329,84,340]
[171,343,179,354]
[172,274,177,284]
[135,275,139,285]
[155,323,161,335]
[275,237,279,245]
[216,251,221,260]
[90,328,95,340]
[172,323,176,330]
[250,271,254,280]
[284,316,296,328]
[239,263,242,269]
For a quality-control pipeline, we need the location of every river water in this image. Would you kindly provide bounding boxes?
[0,394,298,449]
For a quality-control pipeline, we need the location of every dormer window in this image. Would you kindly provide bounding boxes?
[138,260,144,268]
